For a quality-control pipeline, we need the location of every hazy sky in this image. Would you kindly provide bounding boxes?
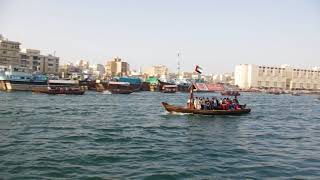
[1,0,319,73]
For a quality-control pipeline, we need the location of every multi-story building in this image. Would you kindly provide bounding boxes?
[78,60,90,70]
[44,54,59,74]
[20,49,43,72]
[143,65,168,78]
[59,63,78,79]
[210,73,234,84]
[20,49,59,74]
[105,57,129,76]
[0,35,21,66]
[89,64,105,79]
[235,64,320,90]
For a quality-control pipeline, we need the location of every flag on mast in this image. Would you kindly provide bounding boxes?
[195,65,203,74]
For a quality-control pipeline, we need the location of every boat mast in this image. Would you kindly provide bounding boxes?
[189,83,194,109]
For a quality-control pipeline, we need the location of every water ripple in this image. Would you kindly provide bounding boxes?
[0,91,320,179]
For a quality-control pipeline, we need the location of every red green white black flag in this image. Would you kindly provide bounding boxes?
[195,65,203,74]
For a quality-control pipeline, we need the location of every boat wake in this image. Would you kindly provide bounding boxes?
[166,112,191,115]
[102,90,112,95]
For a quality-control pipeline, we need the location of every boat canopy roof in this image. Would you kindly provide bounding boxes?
[163,85,178,88]
[109,81,130,86]
[193,83,225,92]
[118,77,142,85]
[49,80,78,84]
[145,76,159,85]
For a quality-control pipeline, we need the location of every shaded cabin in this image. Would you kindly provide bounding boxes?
[142,77,159,91]
[107,81,133,94]
[161,84,178,93]
[118,77,142,91]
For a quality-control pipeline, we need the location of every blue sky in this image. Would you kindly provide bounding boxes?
[1,0,319,73]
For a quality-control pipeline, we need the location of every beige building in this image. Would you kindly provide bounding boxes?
[0,35,21,66]
[105,57,129,76]
[20,49,59,74]
[78,59,90,70]
[44,54,59,74]
[235,64,320,90]
[143,65,168,78]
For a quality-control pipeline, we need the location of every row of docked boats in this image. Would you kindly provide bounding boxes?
[0,66,241,96]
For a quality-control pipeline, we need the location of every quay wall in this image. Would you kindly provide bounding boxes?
[0,80,7,90]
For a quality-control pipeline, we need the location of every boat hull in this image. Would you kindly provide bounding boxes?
[32,88,85,95]
[4,80,48,91]
[109,89,133,94]
[162,102,251,115]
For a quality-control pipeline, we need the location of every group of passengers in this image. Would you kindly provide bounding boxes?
[193,97,242,110]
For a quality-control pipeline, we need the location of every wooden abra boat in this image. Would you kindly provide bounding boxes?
[162,102,251,115]
[107,82,133,94]
[108,89,133,94]
[33,87,85,95]
[161,85,178,93]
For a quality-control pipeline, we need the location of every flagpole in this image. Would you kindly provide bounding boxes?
[189,83,194,109]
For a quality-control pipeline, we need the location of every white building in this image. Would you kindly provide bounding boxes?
[235,64,320,90]
[89,64,105,79]
[210,73,234,84]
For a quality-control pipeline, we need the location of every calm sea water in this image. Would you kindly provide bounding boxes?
[0,91,320,179]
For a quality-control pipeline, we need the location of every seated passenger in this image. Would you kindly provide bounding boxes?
[205,98,211,110]
[233,97,239,104]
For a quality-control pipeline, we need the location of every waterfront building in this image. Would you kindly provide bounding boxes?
[59,63,81,79]
[105,57,129,76]
[44,54,59,74]
[89,64,105,79]
[78,60,90,70]
[0,35,21,66]
[181,72,193,79]
[210,73,234,84]
[95,64,105,78]
[143,65,168,78]
[20,49,59,74]
[235,64,320,90]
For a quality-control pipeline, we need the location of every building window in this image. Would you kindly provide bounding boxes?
[274,82,277,87]
[258,81,261,86]
[266,81,269,86]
